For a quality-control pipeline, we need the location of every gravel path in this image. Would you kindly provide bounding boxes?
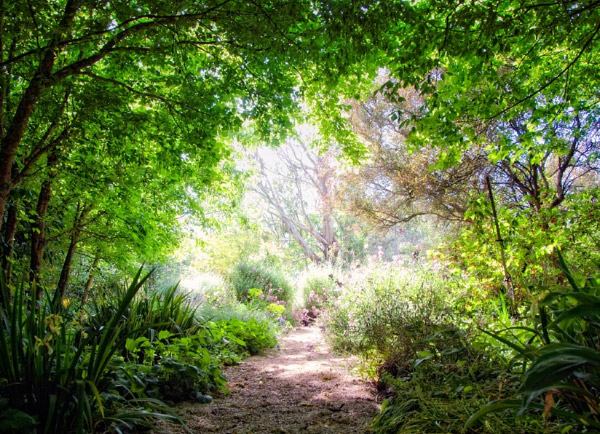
[160,326,378,433]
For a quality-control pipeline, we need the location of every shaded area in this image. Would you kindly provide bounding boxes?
[160,327,378,433]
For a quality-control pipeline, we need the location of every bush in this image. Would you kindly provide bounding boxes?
[197,301,273,323]
[215,317,278,356]
[196,302,279,362]
[323,265,560,433]
[303,275,335,308]
[296,275,335,325]
[229,261,294,304]
[366,317,558,433]
[0,267,281,434]
[325,267,454,359]
[371,351,559,434]
[172,272,236,306]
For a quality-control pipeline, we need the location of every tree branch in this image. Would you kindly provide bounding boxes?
[488,21,600,119]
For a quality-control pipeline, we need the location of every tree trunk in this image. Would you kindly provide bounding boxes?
[486,176,514,300]
[283,216,322,263]
[317,155,338,262]
[0,83,45,233]
[55,233,78,302]
[56,205,88,300]
[82,254,99,305]
[2,199,17,284]
[29,151,59,296]
[29,180,52,294]
[0,0,80,233]
[321,211,337,261]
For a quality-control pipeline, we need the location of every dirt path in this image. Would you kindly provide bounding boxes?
[165,326,378,433]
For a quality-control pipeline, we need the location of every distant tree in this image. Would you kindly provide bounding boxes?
[343,88,488,228]
[344,84,599,230]
[253,139,341,264]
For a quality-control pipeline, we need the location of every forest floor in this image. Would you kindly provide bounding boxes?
[158,326,379,433]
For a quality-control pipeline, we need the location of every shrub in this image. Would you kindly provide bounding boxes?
[325,267,454,361]
[303,275,335,308]
[323,264,568,433]
[371,350,559,434]
[0,268,180,433]
[184,272,236,306]
[297,275,335,325]
[229,261,294,304]
[197,302,279,362]
[0,268,281,434]
[197,301,272,323]
[216,317,278,355]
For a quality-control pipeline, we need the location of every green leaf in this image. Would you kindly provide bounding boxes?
[158,330,173,341]
[465,399,521,429]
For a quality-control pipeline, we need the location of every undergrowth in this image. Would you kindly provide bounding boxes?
[0,268,279,433]
[323,263,576,433]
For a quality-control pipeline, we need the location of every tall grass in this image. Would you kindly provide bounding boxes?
[0,268,179,433]
[86,282,199,347]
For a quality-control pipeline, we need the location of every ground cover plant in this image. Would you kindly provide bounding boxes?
[466,255,600,431]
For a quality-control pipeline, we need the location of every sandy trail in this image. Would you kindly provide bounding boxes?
[162,326,378,433]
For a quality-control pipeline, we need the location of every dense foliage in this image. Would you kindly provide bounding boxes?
[319,258,599,433]
[0,268,278,433]
[229,261,294,305]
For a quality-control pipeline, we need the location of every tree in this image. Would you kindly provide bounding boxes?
[375,1,599,166]
[344,84,598,228]
[253,138,341,264]
[0,0,382,297]
[485,111,599,212]
[344,89,488,227]
[361,0,600,295]
[0,0,374,232]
